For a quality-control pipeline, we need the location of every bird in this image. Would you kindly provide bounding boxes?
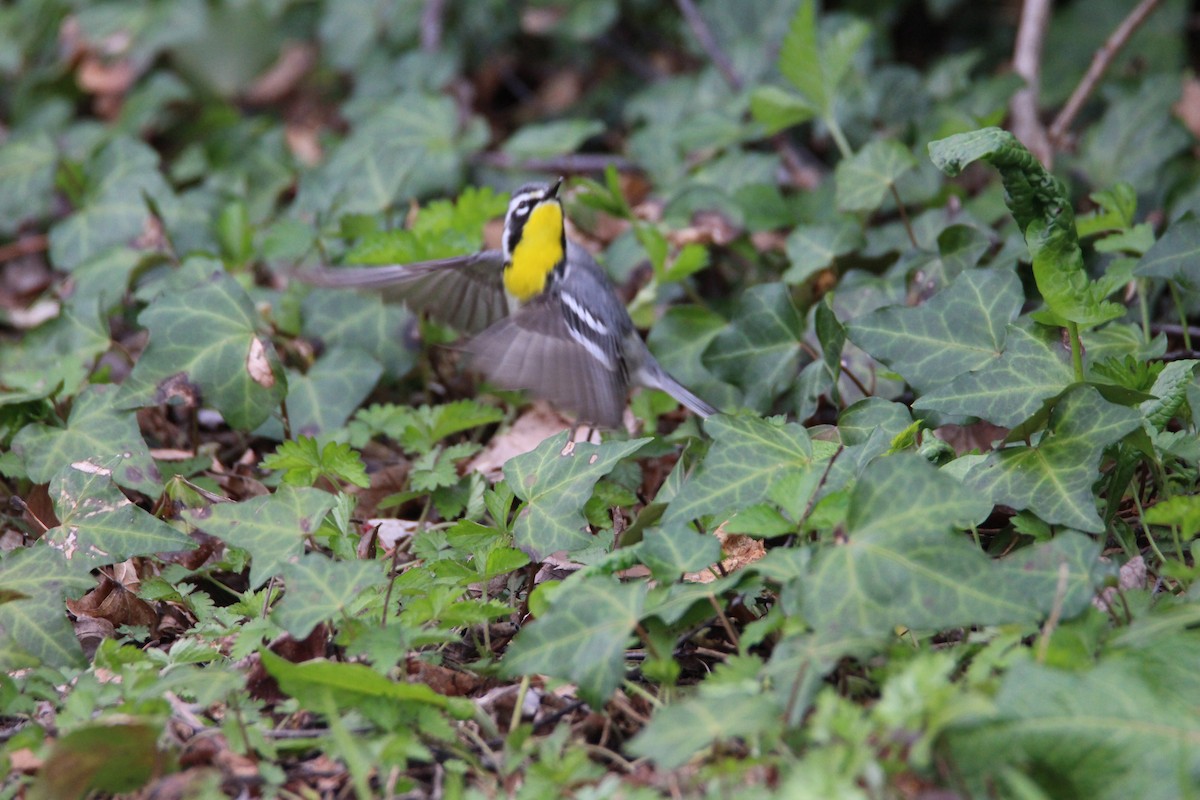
[297,179,717,429]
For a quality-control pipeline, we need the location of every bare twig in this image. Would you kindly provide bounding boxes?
[674,0,742,91]
[1048,0,1165,147]
[0,234,48,263]
[1009,0,1053,165]
[420,0,447,52]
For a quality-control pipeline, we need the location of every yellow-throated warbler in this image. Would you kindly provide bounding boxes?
[300,179,717,429]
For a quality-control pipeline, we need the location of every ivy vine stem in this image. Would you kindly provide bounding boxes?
[1066,320,1084,383]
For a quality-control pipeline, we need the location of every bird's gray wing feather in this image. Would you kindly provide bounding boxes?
[465,296,628,428]
[296,250,507,334]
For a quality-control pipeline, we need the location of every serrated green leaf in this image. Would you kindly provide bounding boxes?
[834,140,917,212]
[504,432,649,558]
[48,461,196,566]
[913,322,1073,426]
[262,437,370,489]
[344,185,508,265]
[803,453,1101,637]
[627,692,780,769]
[966,386,1143,532]
[503,577,647,706]
[704,283,805,410]
[300,289,416,380]
[945,659,1200,800]
[778,0,825,111]
[664,415,834,529]
[183,486,336,588]
[274,552,386,638]
[0,545,92,669]
[257,348,382,441]
[12,384,162,496]
[118,268,287,430]
[847,269,1022,393]
[1134,212,1200,289]
[783,220,863,284]
[260,648,473,718]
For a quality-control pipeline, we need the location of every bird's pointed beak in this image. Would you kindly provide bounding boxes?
[548,177,563,198]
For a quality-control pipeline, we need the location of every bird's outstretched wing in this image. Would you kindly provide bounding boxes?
[296,250,508,334]
[465,294,628,429]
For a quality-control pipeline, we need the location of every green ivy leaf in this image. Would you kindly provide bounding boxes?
[966,386,1143,532]
[12,384,162,496]
[945,659,1200,800]
[0,544,92,669]
[1134,212,1200,289]
[783,220,863,285]
[118,268,287,430]
[847,269,1022,393]
[803,453,1101,637]
[183,486,336,588]
[503,577,647,706]
[48,462,196,566]
[834,140,917,213]
[912,322,1073,427]
[502,119,605,160]
[48,137,176,271]
[664,415,835,529]
[646,306,737,411]
[293,94,484,218]
[640,525,722,578]
[503,432,650,559]
[0,132,57,236]
[300,290,417,380]
[704,283,805,410]
[256,348,382,441]
[274,553,386,639]
[627,692,780,769]
[1140,359,1200,431]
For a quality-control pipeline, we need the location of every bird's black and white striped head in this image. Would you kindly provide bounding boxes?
[503,178,562,262]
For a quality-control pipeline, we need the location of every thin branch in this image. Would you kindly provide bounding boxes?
[0,234,48,263]
[674,0,742,91]
[1048,0,1165,146]
[1009,0,1053,165]
[420,0,447,52]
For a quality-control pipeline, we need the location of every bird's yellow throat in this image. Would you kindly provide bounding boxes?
[505,202,565,301]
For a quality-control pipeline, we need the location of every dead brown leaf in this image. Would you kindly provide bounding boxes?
[467,403,572,477]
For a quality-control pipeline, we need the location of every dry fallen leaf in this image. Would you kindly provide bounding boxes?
[246,337,276,388]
